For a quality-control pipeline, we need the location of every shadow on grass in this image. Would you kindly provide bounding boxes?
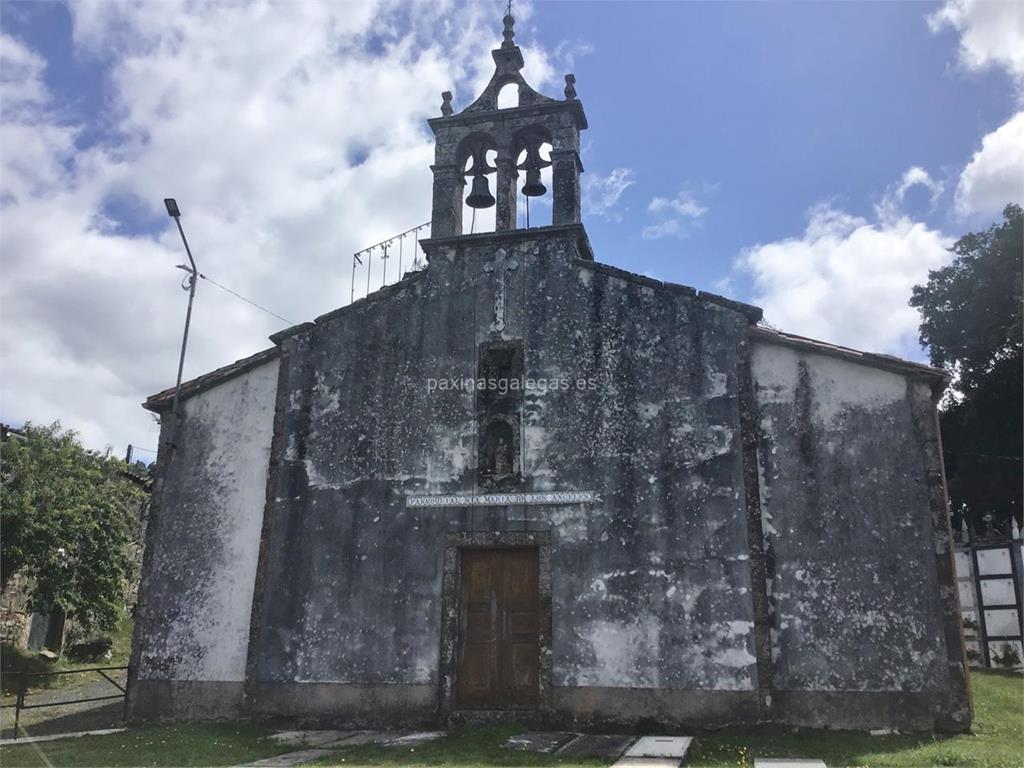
[1,645,60,695]
[1,701,124,740]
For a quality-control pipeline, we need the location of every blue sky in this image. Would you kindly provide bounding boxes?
[536,1,1013,277]
[1,0,1022,451]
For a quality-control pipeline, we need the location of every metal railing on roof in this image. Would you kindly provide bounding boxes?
[350,222,430,305]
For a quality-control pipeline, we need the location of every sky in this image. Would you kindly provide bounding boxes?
[0,0,1022,456]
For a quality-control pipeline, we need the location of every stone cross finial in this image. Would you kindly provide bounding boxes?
[502,13,515,47]
[564,74,577,101]
[483,249,519,332]
[440,91,453,116]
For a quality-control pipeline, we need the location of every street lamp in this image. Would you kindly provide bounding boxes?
[164,197,199,434]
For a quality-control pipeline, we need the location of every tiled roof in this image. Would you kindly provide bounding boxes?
[752,326,949,382]
[143,347,280,412]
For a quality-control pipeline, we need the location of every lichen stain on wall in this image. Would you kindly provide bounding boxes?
[752,344,907,425]
[752,341,946,692]
[244,238,766,695]
[140,358,279,683]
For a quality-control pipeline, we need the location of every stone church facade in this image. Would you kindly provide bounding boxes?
[128,15,971,732]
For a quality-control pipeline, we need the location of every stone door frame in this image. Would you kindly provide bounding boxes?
[439,530,553,719]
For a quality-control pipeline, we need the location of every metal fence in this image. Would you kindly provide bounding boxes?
[0,665,128,739]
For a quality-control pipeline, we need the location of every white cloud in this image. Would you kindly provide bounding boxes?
[874,166,944,226]
[954,111,1024,217]
[734,174,954,355]
[927,0,1024,90]
[553,40,594,71]
[582,168,634,220]
[0,34,50,112]
[927,3,1024,221]
[0,1,564,452]
[642,190,708,240]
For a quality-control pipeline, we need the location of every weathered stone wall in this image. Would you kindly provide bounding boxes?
[246,226,760,725]
[751,340,970,730]
[0,574,32,648]
[128,358,279,720]
[129,229,968,732]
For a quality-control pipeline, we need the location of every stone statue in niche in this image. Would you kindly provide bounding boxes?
[494,437,512,476]
[476,341,523,487]
[481,419,516,481]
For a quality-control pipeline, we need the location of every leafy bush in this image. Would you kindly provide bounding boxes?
[1,422,146,635]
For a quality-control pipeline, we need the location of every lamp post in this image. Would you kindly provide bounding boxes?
[164,198,198,431]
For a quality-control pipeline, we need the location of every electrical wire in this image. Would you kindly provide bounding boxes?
[943,450,1022,463]
[196,272,294,325]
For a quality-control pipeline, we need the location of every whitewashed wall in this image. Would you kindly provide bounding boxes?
[750,341,949,691]
[138,359,278,683]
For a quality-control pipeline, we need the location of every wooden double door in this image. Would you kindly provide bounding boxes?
[456,548,540,709]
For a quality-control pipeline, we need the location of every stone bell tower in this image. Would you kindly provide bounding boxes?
[419,12,592,494]
[426,12,588,238]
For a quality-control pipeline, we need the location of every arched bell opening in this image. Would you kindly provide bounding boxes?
[458,133,498,234]
[513,127,554,229]
[497,81,520,109]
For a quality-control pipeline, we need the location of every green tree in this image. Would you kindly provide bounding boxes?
[0,422,146,635]
[910,203,1023,536]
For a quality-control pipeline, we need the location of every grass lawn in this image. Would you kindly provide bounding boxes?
[685,672,1024,768]
[0,671,1020,767]
[311,727,607,767]
[0,723,296,767]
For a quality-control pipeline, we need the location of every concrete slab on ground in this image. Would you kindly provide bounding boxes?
[0,727,126,746]
[754,760,827,768]
[239,748,334,767]
[381,731,445,747]
[624,736,694,759]
[504,731,579,753]
[326,731,399,747]
[611,759,682,768]
[558,734,635,758]
[269,730,358,747]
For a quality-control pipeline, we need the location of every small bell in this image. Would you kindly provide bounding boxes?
[522,167,546,197]
[466,173,495,209]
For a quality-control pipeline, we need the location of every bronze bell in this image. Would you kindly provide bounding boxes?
[466,173,495,209]
[522,167,546,197]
